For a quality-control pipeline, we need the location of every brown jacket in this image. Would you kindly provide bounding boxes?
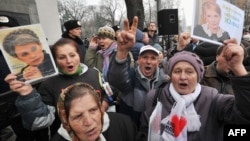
[201,61,234,95]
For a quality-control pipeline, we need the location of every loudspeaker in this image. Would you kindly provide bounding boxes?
[157,9,178,35]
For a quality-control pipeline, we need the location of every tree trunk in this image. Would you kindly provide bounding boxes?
[125,0,145,30]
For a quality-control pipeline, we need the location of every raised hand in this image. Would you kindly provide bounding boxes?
[89,36,99,50]
[222,38,247,76]
[4,73,33,95]
[116,16,138,60]
[177,32,191,50]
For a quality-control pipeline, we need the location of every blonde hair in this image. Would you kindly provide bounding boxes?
[201,1,221,24]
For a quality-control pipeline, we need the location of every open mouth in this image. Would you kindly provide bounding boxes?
[179,82,188,88]
[100,44,105,49]
[144,66,152,74]
[66,65,74,71]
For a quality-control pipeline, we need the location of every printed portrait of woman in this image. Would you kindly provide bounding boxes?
[193,1,230,42]
[2,28,56,82]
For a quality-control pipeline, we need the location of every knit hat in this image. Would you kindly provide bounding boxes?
[139,45,159,56]
[64,20,81,31]
[165,51,204,82]
[98,26,115,40]
[0,15,19,27]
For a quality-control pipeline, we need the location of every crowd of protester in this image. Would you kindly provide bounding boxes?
[2,2,250,141]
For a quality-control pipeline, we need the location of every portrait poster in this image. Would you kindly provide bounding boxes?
[0,24,58,84]
[191,0,244,45]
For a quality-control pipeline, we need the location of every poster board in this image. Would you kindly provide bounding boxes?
[191,0,244,45]
[0,24,58,84]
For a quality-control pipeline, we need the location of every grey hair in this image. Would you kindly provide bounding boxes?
[3,28,41,57]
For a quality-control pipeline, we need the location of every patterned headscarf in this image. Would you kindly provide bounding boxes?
[57,82,103,141]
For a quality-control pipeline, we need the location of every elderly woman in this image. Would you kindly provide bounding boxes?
[138,38,250,141]
[84,26,117,78]
[51,82,137,141]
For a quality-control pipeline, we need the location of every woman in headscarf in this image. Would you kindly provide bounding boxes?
[51,82,137,141]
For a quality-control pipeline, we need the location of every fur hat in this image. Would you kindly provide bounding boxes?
[64,20,81,31]
[139,45,159,56]
[0,15,19,27]
[165,51,204,82]
[98,26,115,40]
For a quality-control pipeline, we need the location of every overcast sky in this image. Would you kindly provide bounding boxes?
[86,0,100,6]
[85,0,194,26]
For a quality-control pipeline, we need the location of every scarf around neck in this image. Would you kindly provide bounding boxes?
[161,83,201,141]
[59,65,82,76]
[97,42,117,77]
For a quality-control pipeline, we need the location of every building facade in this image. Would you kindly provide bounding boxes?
[0,0,61,45]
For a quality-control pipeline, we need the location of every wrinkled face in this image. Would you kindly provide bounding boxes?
[55,44,80,74]
[204,8,221,30]
[216,53,230,75]
[98,37,113,51]
[138,51,159,79]
[69,27,82,38]
[68,94,102,141]
[15,43,44,66]
[171,62,198,95]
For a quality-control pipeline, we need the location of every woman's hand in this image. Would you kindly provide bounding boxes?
[89,36,99,50]
[4,73,33,96]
